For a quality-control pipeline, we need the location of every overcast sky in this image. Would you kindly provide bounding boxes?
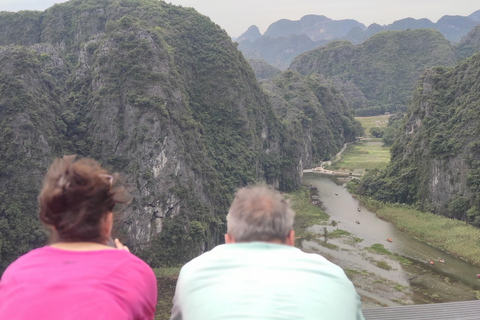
[1,0,479,38]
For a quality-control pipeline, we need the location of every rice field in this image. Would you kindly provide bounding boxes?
[356,115,391,138]
[323,115,393,173]
[326,139,391,174]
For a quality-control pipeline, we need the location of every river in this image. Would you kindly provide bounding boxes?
[302,172,480,306]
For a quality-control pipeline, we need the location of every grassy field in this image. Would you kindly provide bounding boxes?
[326,139,390,174]
[356,115,390,138]
[153,267,180,320]
[324,115,392,173]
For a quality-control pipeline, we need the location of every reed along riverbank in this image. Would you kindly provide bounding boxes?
[355,196,480,267]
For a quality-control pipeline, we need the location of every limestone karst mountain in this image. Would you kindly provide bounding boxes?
[235,25,261,43]
[247,58,282,81]
[236,11,480,70]
[262,15,365,42]
[470,9,480,21]
[0,0,360,271]
[356,50,480,226]
[289,29,457,116]
[455,24,480,60]
[261,70,363,172]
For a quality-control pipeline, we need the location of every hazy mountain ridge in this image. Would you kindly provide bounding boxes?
[235,25,261,42]
[263,15,366,42]
[236,10,480,70]
[470,10,480,21]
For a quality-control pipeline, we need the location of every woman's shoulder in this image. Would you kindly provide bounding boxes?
[1,247,51,280]
[118,251,152,270]
[103,251,157,297]
[119,252,155,279]
[5,246,51,265]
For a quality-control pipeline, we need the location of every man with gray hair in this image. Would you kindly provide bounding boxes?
[170,185,364,320]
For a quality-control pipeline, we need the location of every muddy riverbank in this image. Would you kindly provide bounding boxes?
[301,173,480,308]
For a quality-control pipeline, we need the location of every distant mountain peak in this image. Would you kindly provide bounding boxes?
[263,14,365,41]
[385,17,434,31]
[299,14,330,23]
[367,23,383,30]
[468,9,480,22]
[237,10,480,69]
[235,25,261,42]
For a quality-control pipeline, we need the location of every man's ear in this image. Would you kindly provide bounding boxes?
[286,230,295,246]
[225,233,235,244]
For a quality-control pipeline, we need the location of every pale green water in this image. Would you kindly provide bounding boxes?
[303,172,480,290]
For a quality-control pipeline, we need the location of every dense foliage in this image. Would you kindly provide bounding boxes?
[355,51,480,226]
[247,58,282,81]
[262,71,363,169]
[455,25,480,61]
[289,29,457,115]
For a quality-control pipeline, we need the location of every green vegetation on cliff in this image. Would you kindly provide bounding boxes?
[455,25,480,61]
[247,58,282,81]
[262,70,363,161]
[0,45,71,271]
[261,70,363,189]
[290,29,457,115]
[355,51,480,226]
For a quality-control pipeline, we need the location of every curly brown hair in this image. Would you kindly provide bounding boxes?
[38,155,128,243]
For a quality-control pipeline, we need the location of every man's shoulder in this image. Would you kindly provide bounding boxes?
[180,244,227,269]
[180,243,343,274]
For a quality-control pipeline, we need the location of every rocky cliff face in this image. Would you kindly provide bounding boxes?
[0,44,68,271]
[0,0,359,270]
[357,52,480,225]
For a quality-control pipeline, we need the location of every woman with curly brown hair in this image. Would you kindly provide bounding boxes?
[0,155,157,319]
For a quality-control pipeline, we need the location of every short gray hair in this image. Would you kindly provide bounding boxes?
[226,185,295,242]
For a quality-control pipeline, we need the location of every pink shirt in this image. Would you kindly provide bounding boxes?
[0,246,157,319]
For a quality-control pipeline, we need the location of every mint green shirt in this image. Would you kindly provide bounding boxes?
[171,242,364,320]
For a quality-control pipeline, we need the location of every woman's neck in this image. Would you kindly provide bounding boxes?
[50,241,115,251]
